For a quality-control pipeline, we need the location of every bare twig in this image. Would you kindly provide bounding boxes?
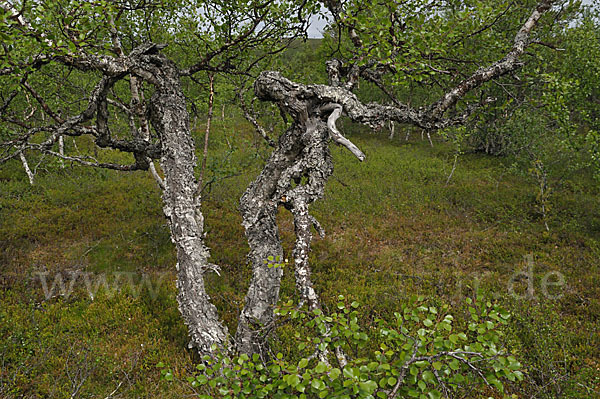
[445,154,458,186]
[238,89,276,147]
[197,73,215,200]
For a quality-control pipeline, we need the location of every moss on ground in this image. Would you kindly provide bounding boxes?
[1,120,598,398]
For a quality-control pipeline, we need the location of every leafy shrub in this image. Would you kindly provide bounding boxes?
[159,296,523,398]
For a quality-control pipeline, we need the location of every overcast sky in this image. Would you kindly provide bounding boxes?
[307,8,330,38]
[307,18,327,38]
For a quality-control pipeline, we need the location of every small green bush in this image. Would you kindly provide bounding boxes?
[160,296,523,398]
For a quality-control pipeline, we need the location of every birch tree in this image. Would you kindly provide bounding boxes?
[0,0,567,359]
[248,0,561,348]
[0,0,316,356]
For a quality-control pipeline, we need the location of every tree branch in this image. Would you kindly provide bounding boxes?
[321,103,365,161]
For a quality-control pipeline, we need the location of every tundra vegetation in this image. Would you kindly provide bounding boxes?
[0,0,599,398]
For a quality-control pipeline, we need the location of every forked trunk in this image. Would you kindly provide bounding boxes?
[235,123,304,356]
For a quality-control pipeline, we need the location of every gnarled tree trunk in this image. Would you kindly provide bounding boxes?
[145,55,229,355]
[235,76,345,356]
[236,121,305,356]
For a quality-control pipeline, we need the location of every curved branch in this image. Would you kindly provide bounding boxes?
[321,103,365,161]
[317,1,554,129]
[429,0,554,118]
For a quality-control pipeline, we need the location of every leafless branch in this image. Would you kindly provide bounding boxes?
[238,89,276,147]
[321,103,365,161]
[197,73,215,200]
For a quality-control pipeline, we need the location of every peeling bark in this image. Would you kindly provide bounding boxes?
[285,118,333,311]
[236,115,334,356]
[145,56,228,355]
[236,123,303,356]
[236,72,341,355]
[238,74,354,360]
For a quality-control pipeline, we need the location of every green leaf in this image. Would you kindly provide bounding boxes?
[311,378,324,390]
[343,367,356,379]
[449,359,460,371]
[330,368,341,380]
[359,380,378,394]
[422,371,435,384]
[287,374,300,387]
[428,390,441,399]
[314,362,327,374]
